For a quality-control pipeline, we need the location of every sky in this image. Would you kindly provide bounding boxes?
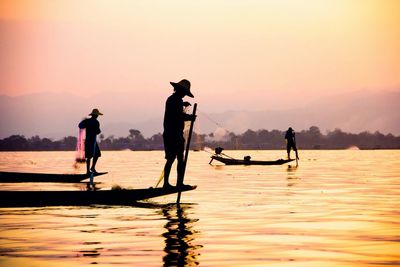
[0,0,399,120]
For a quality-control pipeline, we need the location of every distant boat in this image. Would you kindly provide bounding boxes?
[210,155,294,165]
[0,185,197,207]
[0,171,108,183]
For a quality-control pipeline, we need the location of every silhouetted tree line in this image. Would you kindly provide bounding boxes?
[0,126,399,151]
[204,126,400,150]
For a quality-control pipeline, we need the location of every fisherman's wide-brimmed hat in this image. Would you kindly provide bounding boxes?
[170,79,194,98]
[89,108,103,116]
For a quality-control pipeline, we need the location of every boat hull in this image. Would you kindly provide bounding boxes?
[0,171,107,183]
[211,156,294,165]
[0,185,197,207]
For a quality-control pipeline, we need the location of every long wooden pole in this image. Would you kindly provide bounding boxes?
[89,138,97,189]
[177,103,197,204]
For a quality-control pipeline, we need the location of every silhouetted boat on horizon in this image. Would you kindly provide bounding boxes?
[210,155,294,165]
[209,147,295,166]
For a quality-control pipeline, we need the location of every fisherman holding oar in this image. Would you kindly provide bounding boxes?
[78,108,103,176]
[285,127,299,164]
[162,79,196,188]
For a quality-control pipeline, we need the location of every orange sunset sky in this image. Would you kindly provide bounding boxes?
[0,0,399,137]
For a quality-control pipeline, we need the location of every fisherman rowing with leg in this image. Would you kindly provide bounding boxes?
[285,127,299,161]
[162,79,196,188]
[78,108,103,175]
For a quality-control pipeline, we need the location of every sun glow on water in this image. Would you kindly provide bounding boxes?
[0,150,399,266]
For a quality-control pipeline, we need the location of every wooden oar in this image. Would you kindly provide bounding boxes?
[155,169,164,187]
[293,133,299,166]
[89,138,97,189]
[177,103,197,204]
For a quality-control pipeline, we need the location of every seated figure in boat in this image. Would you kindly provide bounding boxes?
[243,156,251,161]
[285,127,299,160]
[162,79,196,188]
[79,108,103,174]
[215,147,224,155]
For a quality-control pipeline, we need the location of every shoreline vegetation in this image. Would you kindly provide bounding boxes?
[1,126,399,151]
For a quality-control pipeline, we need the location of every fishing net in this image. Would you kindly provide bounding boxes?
[183,105,192,148]
[75,128,86,163]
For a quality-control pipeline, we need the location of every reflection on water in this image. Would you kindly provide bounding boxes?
[79,241,102,259]
[286,165,300,187]
[1,150,400,266]
[161,204,202,267]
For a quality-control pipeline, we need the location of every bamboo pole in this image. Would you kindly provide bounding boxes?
[177,103,197,204]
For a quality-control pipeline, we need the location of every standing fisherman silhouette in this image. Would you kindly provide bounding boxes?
[162,79,196,188]
[78,108,103,174]
[285,127,299,161]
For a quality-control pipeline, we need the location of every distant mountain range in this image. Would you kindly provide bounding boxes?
[0,90,399,139]
[202,90,400,136]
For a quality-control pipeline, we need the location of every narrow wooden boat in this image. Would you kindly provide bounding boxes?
[0,185,197,207]
[210,155,294,165]
[0,171,108,183]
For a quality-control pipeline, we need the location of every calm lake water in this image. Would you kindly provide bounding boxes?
[0,150,399,267]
